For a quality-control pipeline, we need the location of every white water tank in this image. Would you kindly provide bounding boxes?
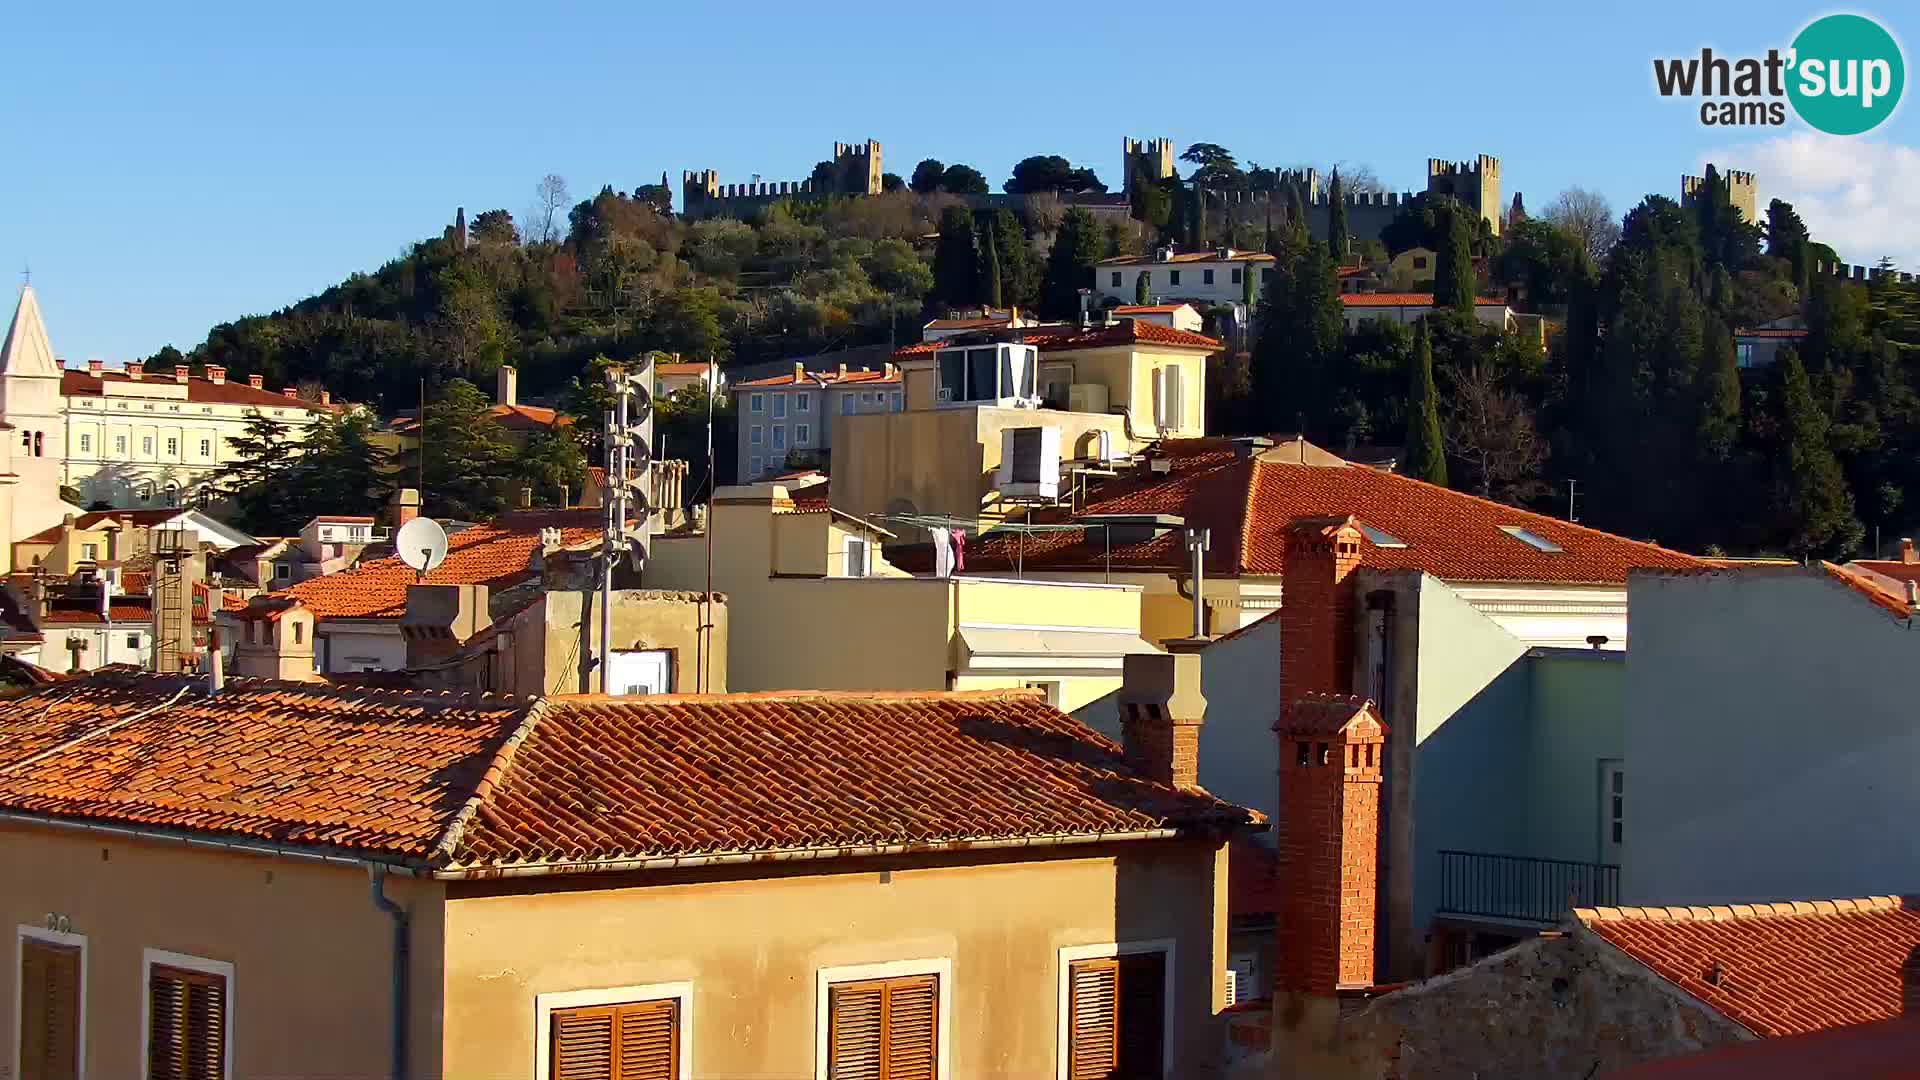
[997,426,1061,499]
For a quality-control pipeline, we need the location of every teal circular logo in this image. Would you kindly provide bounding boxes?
[1788,14,1904,135]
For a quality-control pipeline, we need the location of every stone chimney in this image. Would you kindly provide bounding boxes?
[1902,537,1915,564]
[320,390,330,406]
[206,364,226,385]
[838,363,848,379]
[390,487,420,528]
[400,584,491,669]
[884,362,898,381]
[248,375,264,390]
[1117,641,1207,789]
[230,597,318,680]
[87,359,103,375]
[174,365,190,383]
[496,364,517,408]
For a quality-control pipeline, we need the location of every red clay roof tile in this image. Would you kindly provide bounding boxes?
[1340,293,1509,307]
[61,370,337,412]
[1578,897,1920,1038]
[891,319,1221,360]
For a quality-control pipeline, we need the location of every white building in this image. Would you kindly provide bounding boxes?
[0,287,340,522]
[736,362,903,483]
[1339,293,1516,333]
[1094,247,1276,308]
[1109,303,1204,333]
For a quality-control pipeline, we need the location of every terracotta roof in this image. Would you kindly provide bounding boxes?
[74,509,185,529]
[1734,328,1810,340]
[267,511,602,620]
[1340,293,1509,308]
[891,320,1220,360]
[1098,250,1276,266]
[0,673,528,861]
[735,369,900,388]
[16,524,63,545]
[1608,1016,1920,1078]
[60,370,336,413]
[1578,897,1920,1038]
[445,690,1259,870]
[786,481,831,514]
[391,404,570,435]
[892,439,1703,584]
[1823,562,1913,619]
[1111,304,1192,315]
[1849,558,1920,585]
[925,315,1024,331]
[0,681,1258,870]
[653,361,713,376]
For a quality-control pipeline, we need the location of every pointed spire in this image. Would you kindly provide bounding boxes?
[0,286,60,378]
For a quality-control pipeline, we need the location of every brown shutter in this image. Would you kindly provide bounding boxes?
[882,975,937,1080]
[829,975,939,1080]
[19,939,81,1080]
[148,964,226,1080]
[551,1000,679,1080]
[1067,959,1119,1080]
[828,982,885,1080]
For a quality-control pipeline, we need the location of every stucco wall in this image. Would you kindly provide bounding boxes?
[525,589,725,696]
[440,843,1230,1079]
[1625,570,1920,904]
[0,824,445,1079]
[318,622,408,673]
[1523,652,1624,865]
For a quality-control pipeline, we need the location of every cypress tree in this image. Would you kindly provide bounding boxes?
[1771,346,1859,556]
[1327,169,1349,263]
[981,226,1003,309]
[1243,258,1257,309]
[932,206,978,308]
[989,209,1033,306]
[1404,321,1447,486]
[1190,186,1208,250]
[1135,268,1152,305]
[1041,207,1103,319]
[1433,202,1477,314]
[1285,183,1306,237]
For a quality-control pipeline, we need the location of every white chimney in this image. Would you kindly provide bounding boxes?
[496,365,518,408]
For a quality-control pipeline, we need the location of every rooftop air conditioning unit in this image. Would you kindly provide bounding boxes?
[1067,383,1109,415]
[997,426,1061,500]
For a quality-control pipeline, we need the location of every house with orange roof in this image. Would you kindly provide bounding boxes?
[650,357,726,399]
[734,361,902,483]
[0,663,1260,1078]
[920,307,1042,341]
[1339,292,1516,332]
[1243,891,1920,1078]
[1110,302,1204,333]
[1094,246,1277,308]
[1626,561,1920,908]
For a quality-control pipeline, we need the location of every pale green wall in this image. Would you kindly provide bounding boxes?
[1522,652,1624,866]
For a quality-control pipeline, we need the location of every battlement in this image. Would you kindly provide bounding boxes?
[1123,136,1176,192]
[1424,153,1502,235]
[1213,187,1413,209]
[681,138,881,217]
[1427,154,1499,180]
[1812,259,1914,284]
[1682,165,1759,223]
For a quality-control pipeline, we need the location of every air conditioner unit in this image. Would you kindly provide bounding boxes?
[1067,383,1109,415]
[997,426,1061,499]
[1223,968,1239,1008]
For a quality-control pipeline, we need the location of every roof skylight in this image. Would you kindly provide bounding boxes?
[1500,525,1564,553]
[1356,522,1407,549]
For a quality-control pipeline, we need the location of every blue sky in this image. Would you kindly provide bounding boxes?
[4,1,1915,364]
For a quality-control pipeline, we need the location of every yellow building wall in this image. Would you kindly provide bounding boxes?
[440,842,1230,1079]
[903,363,938,411]
[513,589,727,696]
[951,576,1141,631]
[0,824,446,1079]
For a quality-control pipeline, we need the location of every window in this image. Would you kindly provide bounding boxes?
[18,929,84,1080]
[841,396,855,415]
[1231,268,1243,284]
[1025,679,1062,707]
[891,392,902,412]
[772,395,787,419]
[825,973,940,1080]
[199,438,212,457]
[861,392,875,404]
[142,436,154,456]
[1413,255,1429,270]
[81,543,99,561]
[127,633,141,650]
[536,983,690,1080]
[1499,525,1563,553]
[771,426,786,450]
[1203,268,1215,285]
[844,536,869,578]
[1111,271,1122,287]
[272,563,291,582]
[164,484,179,508]
[166,437,178,456]
[1061,945,1170,1080]
[291,621,303,645]
[749,456,763,478]
[750,393,765,414]
[795,424,811,446]
[1168,270,1181,286]
[797,392,811,413]
[79,433,92,454]
[609,649,671,695]
[116,435,128,455]
[1736,343,1757,368]
[749,426,763,446]
[143,950,231,1080]
[1154,366,1185,431]
[32,431,43,457]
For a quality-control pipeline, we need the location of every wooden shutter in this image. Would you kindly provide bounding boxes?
[1068,952,1166,1080]
[19,939,81,1080]
[828,975,939,1080]
[148,964,226,1080]
[550,1000,679,1080]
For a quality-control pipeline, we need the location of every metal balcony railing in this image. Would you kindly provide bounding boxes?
[1437,850,1620,924]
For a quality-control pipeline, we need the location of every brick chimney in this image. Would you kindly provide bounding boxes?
[128,367,143,381]
[206,364,226,385]
[390,487,420,528]
[1118,641,1207,789]
[174,365,190,383]
[247,375,264,390]
[1274,693,1386,995]
[282,387,298,399]
[1280,517,1365,701]
[1901,537,1915,564]
[87,359,103,375]
[496,364,518,408]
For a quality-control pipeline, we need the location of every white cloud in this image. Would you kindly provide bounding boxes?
[1702,132,1920,271]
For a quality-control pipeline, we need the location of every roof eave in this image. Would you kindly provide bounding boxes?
[0,808,429,876]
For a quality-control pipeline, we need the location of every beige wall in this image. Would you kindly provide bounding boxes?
[525,589,727,696]
[441,841,1231,1079]
[0,824,446,1079]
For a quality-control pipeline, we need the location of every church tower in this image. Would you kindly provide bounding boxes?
[1,286,72,544]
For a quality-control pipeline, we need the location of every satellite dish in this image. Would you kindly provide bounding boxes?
[396,517,448,578]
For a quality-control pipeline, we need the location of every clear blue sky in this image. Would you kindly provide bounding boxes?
[5,1,1915,364]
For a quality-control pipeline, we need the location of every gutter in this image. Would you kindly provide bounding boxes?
[0,811,424,875]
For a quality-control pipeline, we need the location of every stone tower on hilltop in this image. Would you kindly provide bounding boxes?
[1122,137,1175,193]
[1426,154,1502,236]
[1682,167,1758,225]
[832,140,883,196]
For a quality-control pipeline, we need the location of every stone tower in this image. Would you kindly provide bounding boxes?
[832,140,883,196]
[682,169,720,212]
[1426,154,1502,236]
[1122,137,1175,193]
[0,286,68,550]
[1682,167,1758,225]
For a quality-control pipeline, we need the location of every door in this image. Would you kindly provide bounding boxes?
[1598,759,1625,865]
[608,650,672,696]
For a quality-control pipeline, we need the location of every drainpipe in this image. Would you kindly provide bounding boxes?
[369,866,411,1080]
[1174,527,1210,638]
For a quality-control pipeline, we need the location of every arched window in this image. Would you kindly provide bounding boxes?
[32,431,44,457]
[163,483,179,508]
[136,480,155,504]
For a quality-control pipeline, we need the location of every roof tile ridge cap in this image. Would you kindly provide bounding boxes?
[542,687,1039,705]
[427,696,548,867]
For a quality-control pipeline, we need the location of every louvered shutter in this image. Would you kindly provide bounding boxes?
[551,1000,679,1080]
[148,964,226,1080]
[551,1007,615,1080]
[828,982,885,1080]
[615,1000,678,1080]
[1067,959,1118,1080]
[1115,953,1165,1079]
[19,940,81,1080]
[882,975,937,1080]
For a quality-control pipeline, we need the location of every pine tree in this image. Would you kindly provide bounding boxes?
[1041,208,1103,319]
[1135,269,1151,306]
[1326,169,1349,263]
[981,226,1004,309]
[932,207,979,308]
[1250,242,1344,436]
[1771,346,1860,556]
[210,412,298,533]
[1433,201,1477,314]
[988,210,1033,307]
[1404,321,1447,486]
[422,378,517,521]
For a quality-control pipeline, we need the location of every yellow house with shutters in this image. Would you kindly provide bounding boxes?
[0,668,1258,1079]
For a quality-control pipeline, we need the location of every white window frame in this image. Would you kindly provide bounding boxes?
[772,395,787,419]
[140,947,234,1080]
[15,924,88,1080]
[749,425,763,446]
[532,981,693,1080]
[795,423,811,446]
[1055,939,1176,1080]
[78,433,91,454]
[749,393,765,414]
[797,392,811,413]
[814,957,951,1080]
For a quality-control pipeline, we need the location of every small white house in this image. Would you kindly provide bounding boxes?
[1095,248,1277,308]
[1339,294,1516,333]
[1110,304,1204,334]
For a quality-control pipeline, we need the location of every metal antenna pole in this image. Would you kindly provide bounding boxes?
[599,380,619,694]
[703,356,716,692]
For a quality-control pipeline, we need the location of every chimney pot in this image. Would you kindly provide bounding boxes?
[87,359,104,375]
[282,387,298,399]
[206,364,226,384]
[1901,537,1916,564]
[1118,649,1206,789]
[247,375,264,389]
[320,390,331,406]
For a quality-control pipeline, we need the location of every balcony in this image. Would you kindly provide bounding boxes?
[1437,851,1619,925]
